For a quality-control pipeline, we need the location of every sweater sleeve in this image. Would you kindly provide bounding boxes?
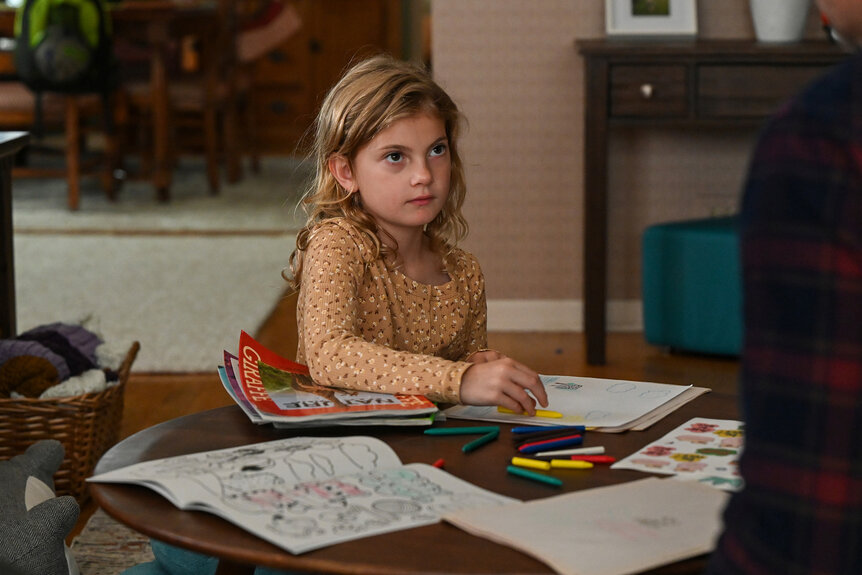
[297,224,470,404]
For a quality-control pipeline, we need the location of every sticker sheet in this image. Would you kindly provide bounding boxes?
[611,418,744,491]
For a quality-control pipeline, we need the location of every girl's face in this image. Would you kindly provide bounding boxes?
[331,112,451,242]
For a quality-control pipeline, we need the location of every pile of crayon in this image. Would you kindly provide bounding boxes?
[422,423,616,488]
[506,425,615,487]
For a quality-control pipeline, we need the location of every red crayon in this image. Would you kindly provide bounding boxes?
[432,458,446,469]
[514,428,587,447]
[570,455,616,464]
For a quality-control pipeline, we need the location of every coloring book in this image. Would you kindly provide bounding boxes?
[88,436,516,554]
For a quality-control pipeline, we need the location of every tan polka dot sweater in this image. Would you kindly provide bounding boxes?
[295,219,488,404]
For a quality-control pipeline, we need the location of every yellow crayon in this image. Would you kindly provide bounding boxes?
[550,459,594,470]
[498,407,563,419]
[511,457,552,471]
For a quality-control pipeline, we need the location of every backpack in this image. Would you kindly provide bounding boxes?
[13,0,116,135]
[13,0,113,92]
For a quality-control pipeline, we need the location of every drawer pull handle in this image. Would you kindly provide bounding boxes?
[640,83,654,99]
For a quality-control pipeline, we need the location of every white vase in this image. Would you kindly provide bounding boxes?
[750,0,812,43]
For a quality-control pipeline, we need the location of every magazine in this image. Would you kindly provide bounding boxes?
[219,351,263,424]
[88,436,517,554]
[218,357,437,428]
[229,331,438,425]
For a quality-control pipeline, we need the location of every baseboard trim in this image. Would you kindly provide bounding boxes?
[487,299,643,332]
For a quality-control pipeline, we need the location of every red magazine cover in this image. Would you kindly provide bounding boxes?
[237,331,438,423]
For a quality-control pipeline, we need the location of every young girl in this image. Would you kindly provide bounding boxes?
[288,54,548,415]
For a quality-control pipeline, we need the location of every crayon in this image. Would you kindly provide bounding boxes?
[533,446,605,458]
[462,429,500,453]
[517,433,582,449]
[570,455,616,464]
[498,407,563,419]
[432,458,446,469]
[506,465,563,487]
[514,428,588,446]
[518,435,583,455]
[511,456,552,471]
[550,459,594,469]
[424,426,500,436]
[569,454,617,463]
[511,425,587,435]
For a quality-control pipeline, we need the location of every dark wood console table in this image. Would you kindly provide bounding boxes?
[577,39,848,365]
[0,131,28,338]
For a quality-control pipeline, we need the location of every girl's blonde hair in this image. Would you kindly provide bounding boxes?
[287,54,468,290]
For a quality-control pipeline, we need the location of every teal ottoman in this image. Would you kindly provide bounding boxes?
[641,216,742,356]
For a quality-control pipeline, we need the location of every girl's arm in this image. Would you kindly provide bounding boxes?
[458,254,549,413]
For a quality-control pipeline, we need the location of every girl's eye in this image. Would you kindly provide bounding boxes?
[385,152,403,163]
[430,144,447,157]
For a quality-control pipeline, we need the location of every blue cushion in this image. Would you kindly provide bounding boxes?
[642,216,742,356]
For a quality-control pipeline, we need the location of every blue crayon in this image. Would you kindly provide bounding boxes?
[511,425,587,434]
[518,435,583,455]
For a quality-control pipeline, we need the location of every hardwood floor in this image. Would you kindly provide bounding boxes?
[71,326,740,540]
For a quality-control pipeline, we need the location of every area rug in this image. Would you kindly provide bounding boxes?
[12,156,306,372]
[14,232,295,372]
[71,509,154,575]
[12,156,311,233]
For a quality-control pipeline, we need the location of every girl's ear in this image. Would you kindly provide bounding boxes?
[328,155,356,193]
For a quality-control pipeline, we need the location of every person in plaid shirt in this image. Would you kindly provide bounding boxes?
[706,1,862,573]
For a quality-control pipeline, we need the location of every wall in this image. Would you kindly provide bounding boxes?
[431,0,824,331]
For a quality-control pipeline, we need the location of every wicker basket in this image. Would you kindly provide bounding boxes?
[0,341,140,503]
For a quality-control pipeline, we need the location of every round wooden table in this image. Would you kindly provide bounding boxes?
[91,393,739,575]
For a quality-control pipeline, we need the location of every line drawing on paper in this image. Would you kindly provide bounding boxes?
[110,436,512,553]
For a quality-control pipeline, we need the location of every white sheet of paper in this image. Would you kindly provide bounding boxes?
[444,375,692,429]
[89,436,516,554]
[444,477,730,575]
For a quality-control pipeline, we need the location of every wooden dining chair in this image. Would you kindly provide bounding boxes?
[119,0,301,194]
[119,0,238,195]
[0,84,123,211]
[0,55,123,210]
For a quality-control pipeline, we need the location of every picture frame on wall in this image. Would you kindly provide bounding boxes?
[605,0,698,38]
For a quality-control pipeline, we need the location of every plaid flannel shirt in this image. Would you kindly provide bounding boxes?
[706,52,862,574]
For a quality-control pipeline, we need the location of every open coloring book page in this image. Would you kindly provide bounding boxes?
[89,436,516,554]
[444,375,692,429]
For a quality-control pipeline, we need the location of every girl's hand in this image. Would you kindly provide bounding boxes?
[459,358,549,416]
